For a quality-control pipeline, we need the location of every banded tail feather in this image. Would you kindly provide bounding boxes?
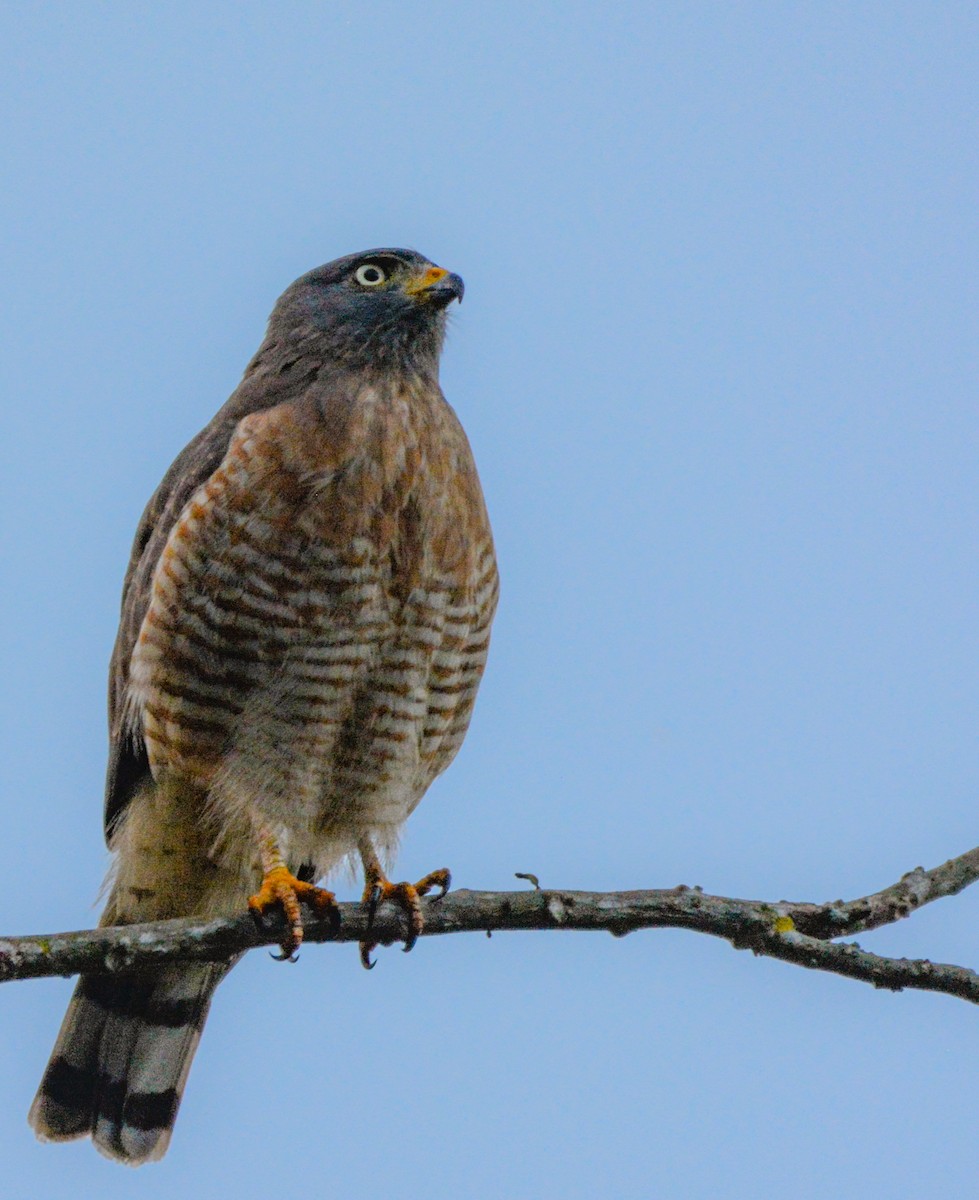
[29,962,229,1164]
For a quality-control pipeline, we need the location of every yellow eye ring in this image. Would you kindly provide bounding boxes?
[354,263,387,287]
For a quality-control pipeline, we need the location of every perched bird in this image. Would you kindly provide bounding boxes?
[29,248,498,1164]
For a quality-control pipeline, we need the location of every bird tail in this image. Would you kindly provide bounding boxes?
[29,777,249,1162]
[28,961,228,1164]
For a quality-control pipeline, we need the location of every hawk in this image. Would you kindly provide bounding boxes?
[29,249,498,1163]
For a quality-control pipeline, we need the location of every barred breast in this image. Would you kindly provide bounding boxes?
[127,376,497,870]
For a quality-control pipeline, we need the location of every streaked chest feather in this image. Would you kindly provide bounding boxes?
[128,381,497,823]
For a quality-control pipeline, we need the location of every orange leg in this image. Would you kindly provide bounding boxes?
[359,839,450,969]
[248,829,338,961]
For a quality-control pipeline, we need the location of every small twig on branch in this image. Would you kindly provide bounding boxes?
[3,846,979,1005]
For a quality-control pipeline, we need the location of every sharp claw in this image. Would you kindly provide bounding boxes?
[417,868,451,900]
[360,943,377,970]
[249,865,337,962]
[366,884,382,929]
[360,864,450,961]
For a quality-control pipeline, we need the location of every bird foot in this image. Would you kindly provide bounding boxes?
[248,866,338,961]
[360,867,451,969]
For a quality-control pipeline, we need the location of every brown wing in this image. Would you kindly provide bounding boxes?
[102,347,325,839]
[104,416,243,837]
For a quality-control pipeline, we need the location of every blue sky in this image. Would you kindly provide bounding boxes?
[2,3,978,1197]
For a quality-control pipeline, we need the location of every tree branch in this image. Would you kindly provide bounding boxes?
[4,845,979,1005]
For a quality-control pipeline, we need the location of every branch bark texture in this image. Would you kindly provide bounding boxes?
[4,846,979,1005]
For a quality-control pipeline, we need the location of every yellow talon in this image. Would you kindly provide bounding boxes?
[359,857,451,968]
[248,863,338,961]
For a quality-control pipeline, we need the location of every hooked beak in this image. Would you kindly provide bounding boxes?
[405,265,465,307]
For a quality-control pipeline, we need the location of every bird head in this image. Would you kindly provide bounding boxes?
[270,248,465,374]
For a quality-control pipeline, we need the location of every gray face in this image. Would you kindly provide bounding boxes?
[271,247,465,373]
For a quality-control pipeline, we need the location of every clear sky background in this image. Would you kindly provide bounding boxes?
[2,4,978,1197]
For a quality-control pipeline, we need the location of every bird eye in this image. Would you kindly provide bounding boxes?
[354,263,387,287]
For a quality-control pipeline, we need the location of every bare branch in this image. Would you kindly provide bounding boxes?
[3,845,979,1005]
